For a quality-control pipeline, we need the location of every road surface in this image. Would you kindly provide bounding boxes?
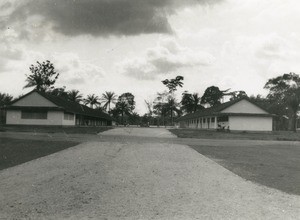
[0,127,299,219]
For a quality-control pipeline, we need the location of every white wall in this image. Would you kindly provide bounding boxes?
[229,116,272,131]
[62,113,76,126]
[12,92,57,107]
[6,110,64,125]
[221,99,268,114]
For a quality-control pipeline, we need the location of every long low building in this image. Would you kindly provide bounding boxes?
[176,97,274,131]
[5,90,113,126]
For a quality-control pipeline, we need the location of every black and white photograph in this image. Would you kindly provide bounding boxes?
[0,0,300,219]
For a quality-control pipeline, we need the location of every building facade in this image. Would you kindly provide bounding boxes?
[5,90,113,126]
[177,98,274,131]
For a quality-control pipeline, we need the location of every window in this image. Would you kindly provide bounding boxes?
[211,117,215,123]
[21,111,47,119]
[203,118,206,123]
[217,116,229,122]
[207,118,210,123]
[64,113,74,120]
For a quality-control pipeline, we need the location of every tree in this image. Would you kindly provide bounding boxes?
[162,75,184,93]
[164,97,181,125]
[48,87,69,100]
[115,93,135,125]
[264,72,300,131]
[24,60,59,92]
[67,90,83,103]
[144,99,155,125]
[101,91,117,112]
[181,91,203,114]
[228,90,248,101]
[0,93,14,107]
[128,112,141,125]
[84,94,101,108]
[144,100,153,117]
[0,93,14,124]
[153,91,172,126]
[249,94,289,130]
[201,86,229,107]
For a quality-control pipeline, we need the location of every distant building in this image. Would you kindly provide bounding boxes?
[4,90,113,126]
[176,97,274,131]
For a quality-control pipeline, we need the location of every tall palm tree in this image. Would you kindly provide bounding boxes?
[164,97,181,126]
[68,90,83,103]
[101,91,117,112]
[84,94,100,108]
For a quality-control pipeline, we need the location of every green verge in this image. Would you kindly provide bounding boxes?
[0,137,79,170]
[190,144,300,196]
[169,128,300,141]
[0,125,113,134]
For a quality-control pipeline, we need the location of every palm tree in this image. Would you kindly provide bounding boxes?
[181,92,203,114]
[164,97,181,126]
[84,94,100,108]
[101,91,117,112]
[68,90,83,103]
[0,93,14,106]
[115,101,131,125]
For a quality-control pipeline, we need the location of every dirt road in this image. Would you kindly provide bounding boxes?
[0,127,299,219]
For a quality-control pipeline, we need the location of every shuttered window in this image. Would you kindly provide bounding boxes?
[21,111,47,119]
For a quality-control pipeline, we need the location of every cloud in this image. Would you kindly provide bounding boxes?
[3,0,222,38]
[50,53,105,85]
[118,37,215,80]
[0,28,25,72]
[254,34,289,59]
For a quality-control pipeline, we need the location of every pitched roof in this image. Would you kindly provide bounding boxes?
[7,90,113,121]
[177,97,273,121]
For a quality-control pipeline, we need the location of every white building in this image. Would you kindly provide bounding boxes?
[5,90,113,126]
[177,98,274,131]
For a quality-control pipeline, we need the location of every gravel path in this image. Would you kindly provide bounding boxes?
[0,128,299,219]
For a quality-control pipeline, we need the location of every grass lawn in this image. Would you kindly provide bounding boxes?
[190,143,300,195]
[170,128,300,141]
[0,137,79,171]
[0,125,113,134]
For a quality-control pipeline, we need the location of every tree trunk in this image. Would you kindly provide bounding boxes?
[171,109,173,126]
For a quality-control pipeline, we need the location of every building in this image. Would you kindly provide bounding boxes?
[4,90,113,126]
[177,97,274,131]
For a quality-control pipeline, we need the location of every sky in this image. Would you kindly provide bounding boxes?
[1,0,300,114]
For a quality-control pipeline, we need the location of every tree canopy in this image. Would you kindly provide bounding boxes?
[228,90,248,101]
[181,91,203,114]
[101,91,117,112]
[24,60,59,92]
[264,72,300,131]
[115,93,136,125]
[201,86,229,107]
[0,93,14,107]
[67,90,83,103]
[162,75,184,93]
[84,94,101,109]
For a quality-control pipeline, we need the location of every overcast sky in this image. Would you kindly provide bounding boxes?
[1,0,300,113]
